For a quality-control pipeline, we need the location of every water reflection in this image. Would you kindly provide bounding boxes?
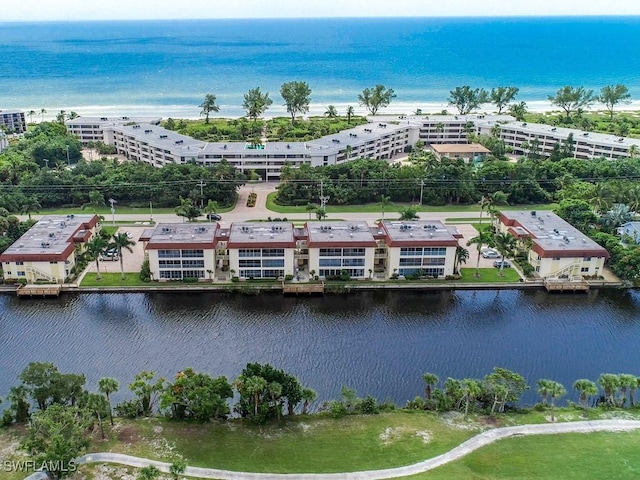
[1,290,640,406]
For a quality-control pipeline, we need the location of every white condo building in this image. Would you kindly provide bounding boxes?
[66,113,640,180]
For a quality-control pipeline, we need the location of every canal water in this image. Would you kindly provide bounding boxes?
[1,289,639,407]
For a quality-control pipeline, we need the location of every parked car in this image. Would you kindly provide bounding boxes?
[493,260,512,268]
[125,231,134,239]
[482,249,500,258]
[207,213,222,221]
[100,248,119,261]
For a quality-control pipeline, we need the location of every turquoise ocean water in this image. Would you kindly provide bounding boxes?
[1,16,640,118]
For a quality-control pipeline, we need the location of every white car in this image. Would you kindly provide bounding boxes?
[482,249,500,258]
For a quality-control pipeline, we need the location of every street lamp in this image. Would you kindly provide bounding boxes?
[108,198,117,226]
[43,158,49,168]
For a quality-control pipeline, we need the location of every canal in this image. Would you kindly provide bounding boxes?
[1,289,639,407]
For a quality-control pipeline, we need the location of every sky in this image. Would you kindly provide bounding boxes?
[3,0,640,21]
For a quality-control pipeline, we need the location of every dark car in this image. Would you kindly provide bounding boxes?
[206,213,222,221]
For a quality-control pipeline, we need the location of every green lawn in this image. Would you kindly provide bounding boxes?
[267,193,557,215]
[80,272,151,287]
[405,430,640,479]
[109,412,475,474]
[459,267,521,283]
[37,203,235,216]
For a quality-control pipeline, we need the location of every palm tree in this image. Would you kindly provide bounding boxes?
[199,93,219,124]
[493,232,516,276]
[461,378,482,418]
[27,110,36,124]
[435,122,444,143]
[618,374,637,407]
[536,379,552,405]
[305,203,317,220]
[98,377,119,426]
[56,110,67,124]
[599,373,620,406]
[20,196,41,220]
[346,105,355,125]
[40,108,47,123]
[325,105,338,118]
[629,144,639,158]
[466,230,494,278]
[204,199,219,222]
[378,195,391,220]
[111,232,136,280]
[548,381,566,422]
[422,373,439,401]
[454,246,469,274]
[301,387,317,415]
[573,379,598,409]
[82,190,105,213]
[85,235,109,280]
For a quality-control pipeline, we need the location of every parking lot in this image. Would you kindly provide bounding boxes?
[83,226,149,275]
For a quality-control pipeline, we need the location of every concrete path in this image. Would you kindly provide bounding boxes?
[24,420,640,480]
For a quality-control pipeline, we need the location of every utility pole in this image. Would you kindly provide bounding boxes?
[419,179,425,206]
[108,198,117,226]
[319,179,330,210]
[197,180,206,209]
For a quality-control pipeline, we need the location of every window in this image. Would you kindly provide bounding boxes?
[399,258,422,266]
[262,259,284,268]
[319,248,342,257]
[342,248,365,257]
[423,257,445,266]
[239,249,261,258]
[262,249,285,257]
[17,271,25,277]
[16,261,24,266]
[583,257,592,261]
[553,257,561,261]
[182,260,204,268]
[342,258,365,267]
[319,258,341,267]
[158,250,180,258]
[159,260,181,268]
[239,259,261,268]
[581,267,590,273]
[424,247,447,256]
[400,247,422,256]
[181,249,204,258]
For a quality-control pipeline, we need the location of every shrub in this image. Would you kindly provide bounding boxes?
[139,259,151,282]
[115,399,144,418]
[284,274,294,281]
[357,395,379,415]
[231,276,239,283]
[1,410,14,427]
[406,396,426,410]
[182,276,198,283]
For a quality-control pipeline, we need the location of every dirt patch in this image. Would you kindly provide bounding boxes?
[479,416,500,427]
[117,426,140,444]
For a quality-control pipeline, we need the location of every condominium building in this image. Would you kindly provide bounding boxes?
[498,210,608,278]
[477,120,640,160]
[140,222,218,281]
[378,220,461,278]
[305,221,377,279]
[0,214,100,284]
[0,110,26,134]
[140,219,462,281]
[227,222,296,279]
[66,113,640,180]
[66,116,161,144]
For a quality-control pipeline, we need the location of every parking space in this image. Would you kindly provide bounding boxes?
[453,223,507,268]
[84,226,149,275]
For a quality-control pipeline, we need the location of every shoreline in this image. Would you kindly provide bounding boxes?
[13,101,640,123]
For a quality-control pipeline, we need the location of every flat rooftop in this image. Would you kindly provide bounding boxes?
[227,222,295,247]
[500,121,640,148]
[306,221,376,246]
[500,210,608,257]
[113,124,206,154]
[0,214,97,258]
[144,223,216,248]
[66,116,161,126]
[381,220,460,246]
[200,141,311,155]
[431,143,491,154]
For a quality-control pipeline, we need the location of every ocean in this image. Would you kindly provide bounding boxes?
[1,16,640,119]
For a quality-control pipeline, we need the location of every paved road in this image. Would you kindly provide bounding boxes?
[24,420,640,480]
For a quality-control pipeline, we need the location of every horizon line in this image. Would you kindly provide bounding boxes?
[2,14,640,23]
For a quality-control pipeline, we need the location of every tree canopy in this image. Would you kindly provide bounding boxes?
[199,94,220,124]
[448,86,490,115]
[548,86,596,121]
[243,87,273,123]
[599,84,632,120]
[490,87,519,114]
[280,81,312,124]
[358,85,396,115]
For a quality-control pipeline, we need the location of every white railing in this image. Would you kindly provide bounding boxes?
[25,266,57,283]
